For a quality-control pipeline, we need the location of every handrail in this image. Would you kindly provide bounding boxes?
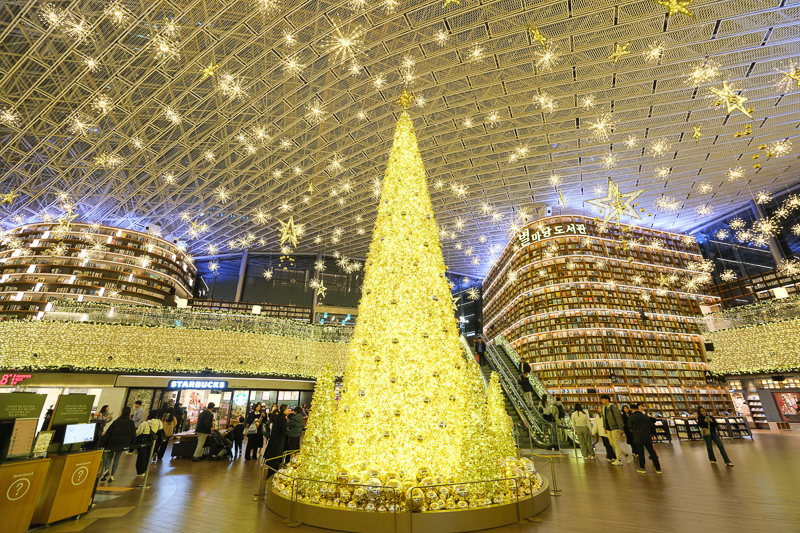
[496,335,577,444]
[484,344,556,449]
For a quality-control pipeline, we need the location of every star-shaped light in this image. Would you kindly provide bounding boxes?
[278,216,301,248]
[709,81,753,119]
[316,280,327,299]
[607,42,631,65]
[692,124,703,144]
[782,67,800,88]
[466,287,480,300]
[1,191,19,205]
[200,61,220,80]
[586,178,645,225]
[396,90,413,109]
[442,0,461,6]
[654,0,695,18]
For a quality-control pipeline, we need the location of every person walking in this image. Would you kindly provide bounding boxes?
[132,400,145,429]
[231,416,245,458]
[173,402,185,433]
[244,403,265,461]
[570,404,594,460]
[264,404,289,476]
[135,415,164,475]
[697,407,733,466]
[286,407,304,456]
[155,408,177,461]
[95,405,113,433]
[100,406,136,483]
[192,402,215,462]
[622,405,637,459]
[627,403,661,474]
[591,411,617,463]
[600,394,632,466]
[475,337,487,366]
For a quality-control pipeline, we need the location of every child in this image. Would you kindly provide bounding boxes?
[232,416,245,458]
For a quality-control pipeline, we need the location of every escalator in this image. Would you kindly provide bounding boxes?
[493,335,577,445]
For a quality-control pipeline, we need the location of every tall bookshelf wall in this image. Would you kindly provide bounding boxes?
[482,214,734,417]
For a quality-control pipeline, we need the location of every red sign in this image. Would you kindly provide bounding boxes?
[1,374,33,386]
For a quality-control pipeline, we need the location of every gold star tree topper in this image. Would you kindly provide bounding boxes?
[1,191,19,205]
[200,61,220,80]
[607,42,631,65]
[278,215,301,248]
[586,177,645,225]
[396,89,413,109]
[654,0,695,18]
[709,81,753,119]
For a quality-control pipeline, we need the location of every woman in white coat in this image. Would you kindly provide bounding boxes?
[591,411,617,463]
[570,404,594,460]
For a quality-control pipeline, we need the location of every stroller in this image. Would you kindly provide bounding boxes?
[207,429,233,460]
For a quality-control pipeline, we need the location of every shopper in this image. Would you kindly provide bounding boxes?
[518,373,534,405]
[132,400,145,429]
[622,405,637,457]
[696,407,733,466]
[627,403,661,474]
[245,403,265,461]
[173,402,185,433]
[100,406,136,482]
[600,394,632,465]
[135,415,164,475]
[570,404,594,460]
[192,402,215,462]
[475,337,487,366]
[591,411,617,463]
[231,416,245,458]
[95,405,113,432]
[264,404,289,476]
[155,408,178,461]
[286,407,304,455]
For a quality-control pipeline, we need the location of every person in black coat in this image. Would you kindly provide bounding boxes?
[264,404,289,477]
[285,408,304,459]
[697,406,733,466]
[474,337,487,366]
[627,403,661,474]
[100,406,137,482]
[244,403,265,461]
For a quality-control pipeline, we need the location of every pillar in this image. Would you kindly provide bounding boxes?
[234,249,249,302]
[750,200,784,266]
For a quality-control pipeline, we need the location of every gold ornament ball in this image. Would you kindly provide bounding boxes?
[406,488,425,512]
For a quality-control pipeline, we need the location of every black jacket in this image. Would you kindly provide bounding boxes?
[232,423,245,443]
[265,413,287,456]
[196,409,214,434]
[475,341,486,354]
[246,411,264,437]
[99,417,137,451]
[518,375,534,393]
[520,360,531,374]
[626,411,655,445]
[697,414,719,434]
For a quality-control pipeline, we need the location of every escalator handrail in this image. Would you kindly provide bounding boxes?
[495,335,577,443]
[484,344,555,447]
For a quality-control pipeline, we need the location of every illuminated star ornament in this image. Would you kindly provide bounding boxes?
[200,61,220,80]
[586,177,645,226]
[278,215,301,249]
[782,67,800,87]
[442,0,461,5]
[396,89,413,109]
[607,42,631,65]
[316,280,327,299]
[709,81,753,119]
[654,0,695,18]
[1,191,19,205]
[692,124,703,144]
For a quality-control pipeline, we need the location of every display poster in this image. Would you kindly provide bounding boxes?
[50,395,96,427]
[773,392,800,422]
[0,393,47,422]
[731,392,750,416]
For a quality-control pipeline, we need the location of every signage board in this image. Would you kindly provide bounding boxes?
[167,380,227,390]
[518,222,588,246]
[50,395,95,427]
[0,394,47,422]
[0,374,33,386]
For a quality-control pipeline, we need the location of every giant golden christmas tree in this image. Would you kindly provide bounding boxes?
[282,97,538,512]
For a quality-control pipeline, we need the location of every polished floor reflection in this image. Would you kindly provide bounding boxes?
[36,431,800,533]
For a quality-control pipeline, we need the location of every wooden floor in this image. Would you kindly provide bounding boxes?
[34,432,800,533]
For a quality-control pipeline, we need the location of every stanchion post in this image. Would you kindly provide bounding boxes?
[527,475,542,523]
[549,458,561,496]
[138,440,156,489]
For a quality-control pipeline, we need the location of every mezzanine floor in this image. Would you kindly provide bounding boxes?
[36,430,800,533]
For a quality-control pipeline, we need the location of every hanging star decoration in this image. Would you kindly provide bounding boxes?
[783,67,800,87]
[200,61,220,80]
[1,191,19,205]
[528,26,548,50]
[654,0,695,18]
[709,81,754,119]
[396,89,413,109]
[279,216,301,248]
[692,124,703,144]
[450,294,460,312]
[442,0,461,6]
[316,279,327,299]
[586,178,645,227]
[607,42,631,65]
[466,287,480,300]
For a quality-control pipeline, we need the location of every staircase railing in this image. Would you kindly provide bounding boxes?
[484,344,557,449]
[493,336,577,445]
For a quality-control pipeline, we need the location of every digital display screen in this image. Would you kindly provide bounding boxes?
[33,430,54,457]
[63,423,97,445]
[6,418,37,459]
